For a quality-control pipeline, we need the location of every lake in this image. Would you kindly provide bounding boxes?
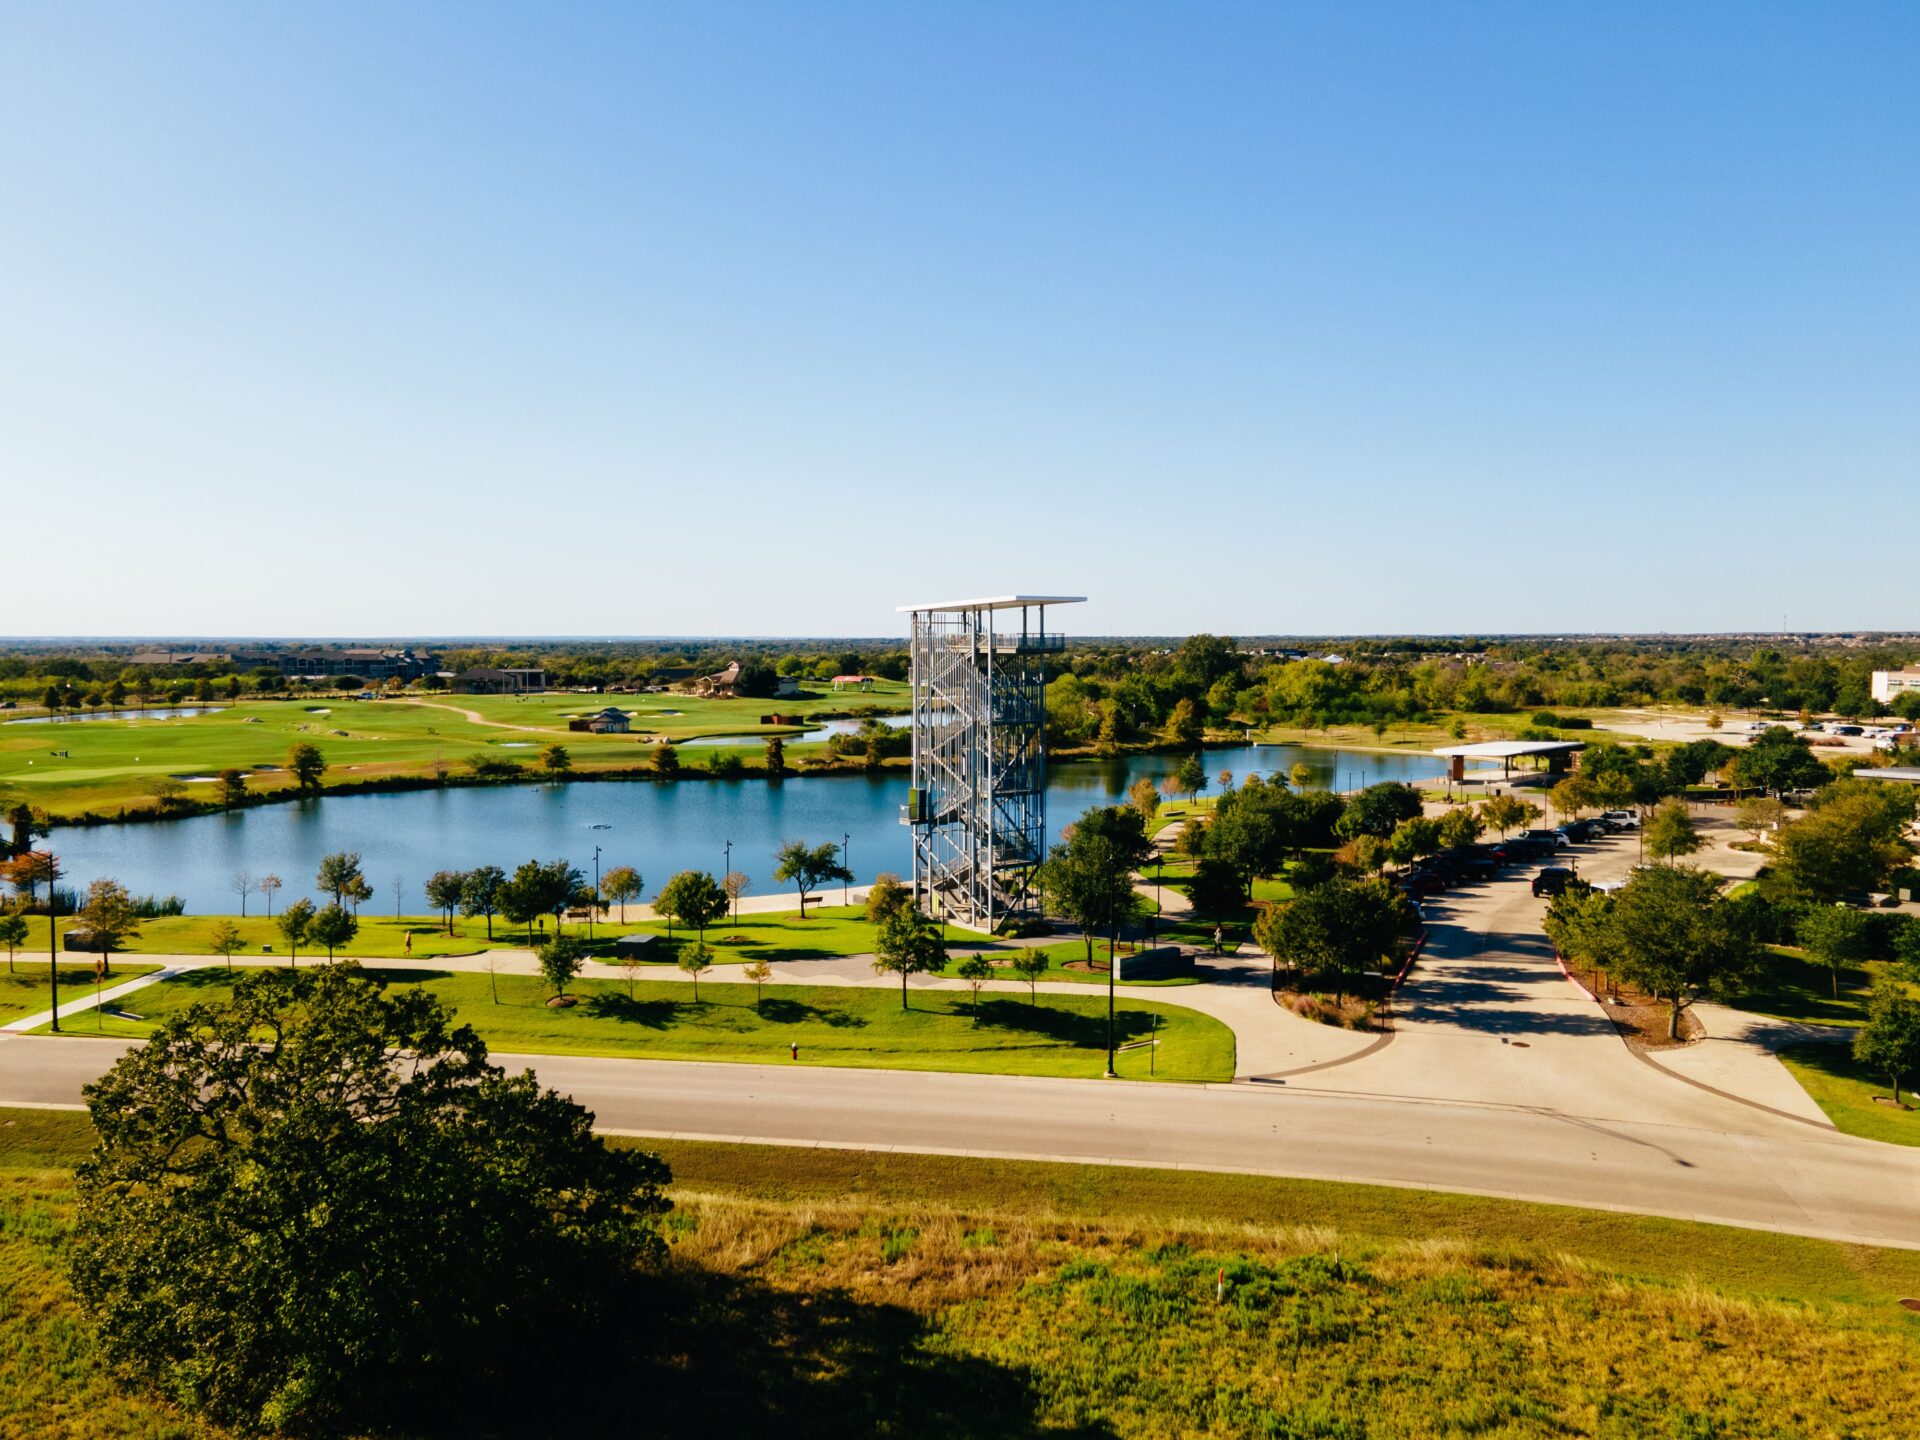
[43,742,1446,913]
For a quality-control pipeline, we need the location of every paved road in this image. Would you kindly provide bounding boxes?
[8,1033,1919,1247]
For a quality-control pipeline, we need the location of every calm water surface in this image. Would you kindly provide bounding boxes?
[46,743,1445,912]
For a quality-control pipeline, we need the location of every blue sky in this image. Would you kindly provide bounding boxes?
[3,3,1914,638]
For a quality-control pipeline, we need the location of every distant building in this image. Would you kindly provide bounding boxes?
[1871,669,1920,705]
[831,674,875,692]
[775,675,804,697]
[685,661,743,697]
[568,707,631,733]
[454,667,547,695]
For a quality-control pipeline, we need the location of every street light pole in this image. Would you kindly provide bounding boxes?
[46,861,60,1034]
[842,832,851,906]
[591,846,601,940]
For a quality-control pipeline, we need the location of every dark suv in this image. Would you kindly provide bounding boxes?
[1531,867,1578,898]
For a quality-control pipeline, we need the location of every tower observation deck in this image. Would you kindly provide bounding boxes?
[898,595,1085,932]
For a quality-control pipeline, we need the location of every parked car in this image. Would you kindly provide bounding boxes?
[1532,867,1579,898]
[1597,810,1638,831]
[1521,828,1569,850]
[1401,869,1447,898]
[1559,820,1605,843]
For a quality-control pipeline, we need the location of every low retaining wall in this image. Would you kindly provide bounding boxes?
[1115,946,1193,981]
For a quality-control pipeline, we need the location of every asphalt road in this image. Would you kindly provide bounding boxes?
[9,1031,1920,1248]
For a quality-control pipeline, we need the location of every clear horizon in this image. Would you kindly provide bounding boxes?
[5,3,1915,637]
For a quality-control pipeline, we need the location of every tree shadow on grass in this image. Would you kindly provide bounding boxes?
[969,998,1155,1048]
[596,1267,1107,1440]
[579,993,695,1030]
[758,997,868,1029]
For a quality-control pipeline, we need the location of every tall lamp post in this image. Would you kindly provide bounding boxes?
[724,839,735,925]
[44,854,61,1034]
[842,832,851,906]
[590,845,602,940]
[1104,872,1118,1079]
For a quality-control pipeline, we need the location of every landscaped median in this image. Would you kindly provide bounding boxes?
[32,965,1236,1082]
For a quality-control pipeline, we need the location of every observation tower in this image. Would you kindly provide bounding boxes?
[898,594,1084,931]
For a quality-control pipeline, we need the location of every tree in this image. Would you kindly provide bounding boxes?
[1798,904,1873,1000]
[500,862,546,944]
[652,742,680,776]
[218,769,247,810]
[257,874,282,917]
[864,871,911,924]
[602,865,643,922]
[676,943,714,1000]
[774,840,852,918]
[1164,698,1205,748]
[144,775,189,812]
[1549,775,1592,823]
[1128,776,1161,826]
[1173,752,1206,804]
[5,801,49,859]
[277,898,315,967]
[533,859,586,937]
[540,743,573,782]
[1768,786,1917,903]
[316,851,365,906]
[1010,949,1050,1005]
[1479,793,1534,839]
[4,849,59,908]
[308,902,358,959]
[76,879,142,975]
[344,873,373,916]
[1730,726,1827,797]
[763,736,786,777]
[742,957,773,1011]
[871,906,947,1009]
[1385,816,1441,870]
[1350,834,1388,875]
[1437,806,1484,849]
[654,870,728,946]
[460,864,505,939]
[1735,795,1786,843]
[207,919,245,973]
[1093,704,1121,757]
[956,954,994,1019]
[1336,782,1424,840]
[425,870,468,934]
[69,965,670,1436]
[0,913,27,973]
[287,741,327,794]
[1855,980,1920,1103]
[1289,761,1314,791]
[721,869,750,925]
[1254,878,1410,1004]
[1603,865,1764,1039]
[1218,769,1234,794]
[1644,798,1702,866]
[229,869,254,918]
[1039,806,1153,963]
[539,934,587,997]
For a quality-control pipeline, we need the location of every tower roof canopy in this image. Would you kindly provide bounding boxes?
[897,595,1086,613]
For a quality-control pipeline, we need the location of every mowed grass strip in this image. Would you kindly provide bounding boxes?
[0,962,161,1023]
[19,903,971,967]
[36,968,1235,1081]
[1780,1041,1920,1147]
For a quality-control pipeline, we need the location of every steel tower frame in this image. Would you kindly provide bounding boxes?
[898,595,1084,932]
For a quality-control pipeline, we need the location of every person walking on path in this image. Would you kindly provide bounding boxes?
[1212,925,1223,955]
[789,1041,799,1061]
[404,932,412,957]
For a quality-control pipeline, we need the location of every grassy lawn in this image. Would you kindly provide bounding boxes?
[38,967,1235,1081]
[0,686,908,817]
[9,1115,1920,1437]
[1779,1041,1920,1146]
[1725,947,1918,1029]
[0,961,161,1024]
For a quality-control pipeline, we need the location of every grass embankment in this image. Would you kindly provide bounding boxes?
[9,1116,1920,1438]
[0,687,908,819]
[39,968,1235,1081]
[20,906,996,967]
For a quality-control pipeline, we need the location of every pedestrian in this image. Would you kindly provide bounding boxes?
[1211,924,1223,955]
[403,932,412,957]
[789,1041,799,1061]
